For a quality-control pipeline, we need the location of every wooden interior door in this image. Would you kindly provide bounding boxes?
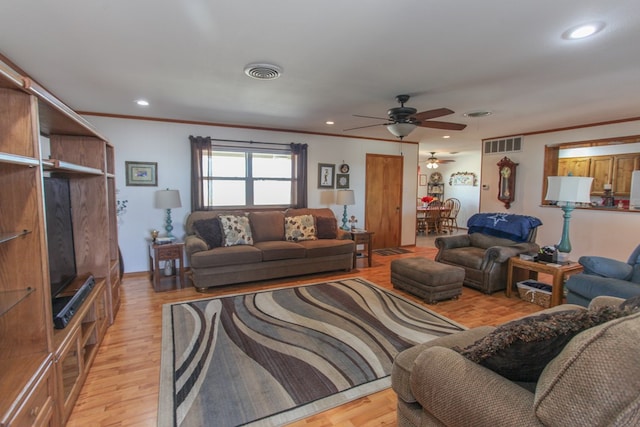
[365,154,403,249]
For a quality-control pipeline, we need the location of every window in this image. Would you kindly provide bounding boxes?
[190,136,308,210]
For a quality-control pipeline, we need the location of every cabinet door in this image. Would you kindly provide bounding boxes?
[557,157,590,177]
[589,156,613,194]
[613,155,639,195]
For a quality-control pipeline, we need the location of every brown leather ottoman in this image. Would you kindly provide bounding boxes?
[391,257,464,304]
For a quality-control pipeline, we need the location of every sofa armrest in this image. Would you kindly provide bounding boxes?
[566,273,640,300]
[589,295,626,310]
[185,234,208,258]
[410,347,541,426]
[336,229,352,240]
[435,234,471,250]
[485,242,539,263]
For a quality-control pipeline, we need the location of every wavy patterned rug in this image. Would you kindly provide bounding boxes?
[159,277,464,427]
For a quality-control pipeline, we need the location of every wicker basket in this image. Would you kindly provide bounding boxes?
[517,280,552,308]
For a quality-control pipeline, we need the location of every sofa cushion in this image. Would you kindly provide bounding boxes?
[316,215,338,239]
[468,232,518,249]
[189,245,262,268]
[192,217,224,249]
[535,311,640,426]
[579,255,633,280]
[285,214,317,241]
[219,214,254,246]
[249,211,285,243]
[298,238,354,258]
[456,306,628,382]
[254,241,306,261]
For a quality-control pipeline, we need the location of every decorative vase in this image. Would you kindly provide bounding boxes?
[164,260,173,276]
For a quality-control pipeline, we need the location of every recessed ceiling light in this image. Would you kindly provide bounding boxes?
[562,22,605,40]
[325,121,335,125]
[464,110,492,118]
[442,135,450,139]
[135,99,149,106]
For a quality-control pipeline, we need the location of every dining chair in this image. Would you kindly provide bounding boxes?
[425,200,444,234]
[442,198,461,233]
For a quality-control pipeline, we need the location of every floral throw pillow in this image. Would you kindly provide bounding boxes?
[285,214,317,242]
[219,214,253,246]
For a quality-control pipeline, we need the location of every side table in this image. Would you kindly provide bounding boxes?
[350,230,374,268]
[506,257,583,307]
[148,241,185,291]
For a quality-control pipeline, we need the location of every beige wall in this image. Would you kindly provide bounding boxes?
[481,119,640,261]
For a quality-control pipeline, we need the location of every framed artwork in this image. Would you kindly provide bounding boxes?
[449,171,478,186]
[336,173,350,189]
[318,163,335,188]
[125,161,158,186]
[419,174,427,186]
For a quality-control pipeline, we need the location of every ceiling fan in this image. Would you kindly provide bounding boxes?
[344,94,467,139]
[425,152,455,169]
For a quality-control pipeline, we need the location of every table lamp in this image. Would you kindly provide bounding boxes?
[336,190,355,231]
[155,189,182,238]
[544,176,593,257]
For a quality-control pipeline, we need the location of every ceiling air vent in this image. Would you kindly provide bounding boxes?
[243,63,283,80]
[483,136,523,155]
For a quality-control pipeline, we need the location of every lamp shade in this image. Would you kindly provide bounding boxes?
[155,189,182,209]
[336,189,355,206]
[386,122,417,138]
[545,176,593,203]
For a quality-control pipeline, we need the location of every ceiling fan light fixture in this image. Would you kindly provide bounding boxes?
[244,63,283,80]
[426,161,438,169]
[386,122,417,138]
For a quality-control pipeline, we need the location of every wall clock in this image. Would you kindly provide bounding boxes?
[497,156,518,209]
[430,172,442,183]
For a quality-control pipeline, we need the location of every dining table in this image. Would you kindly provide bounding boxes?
[417,205,451,234]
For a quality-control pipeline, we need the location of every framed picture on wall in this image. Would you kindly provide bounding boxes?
[419,174,427,186]
[318,163,335,188]
[125,161,158,186]
[336,173,350,189]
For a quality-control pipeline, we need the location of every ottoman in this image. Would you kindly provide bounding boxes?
[391,257,464,304]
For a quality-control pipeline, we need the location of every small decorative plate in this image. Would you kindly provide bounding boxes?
[339,163,350,174]
[430,172,443,183]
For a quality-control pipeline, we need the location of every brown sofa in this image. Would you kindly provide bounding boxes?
[391,296,640,426]
[184,208,355,291]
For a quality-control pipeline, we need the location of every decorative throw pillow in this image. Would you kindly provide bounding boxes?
[620,295,640,311]
[316,216,338,239]
[192,218,224,249]
[219,214,253,246]
[454,306,629,382]
[285,214,317,241]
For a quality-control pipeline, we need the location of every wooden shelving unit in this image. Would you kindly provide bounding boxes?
[0,56,118,426]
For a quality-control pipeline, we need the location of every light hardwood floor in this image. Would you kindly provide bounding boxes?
[67,244,544,426]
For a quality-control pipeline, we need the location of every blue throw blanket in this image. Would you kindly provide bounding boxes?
[467,213,542,242]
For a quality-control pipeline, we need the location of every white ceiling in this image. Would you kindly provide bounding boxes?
[1,1,639,162]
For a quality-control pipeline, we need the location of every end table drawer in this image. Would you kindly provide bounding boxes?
[157,246,182,259]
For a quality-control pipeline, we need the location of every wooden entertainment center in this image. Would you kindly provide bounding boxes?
[0,57,119,426]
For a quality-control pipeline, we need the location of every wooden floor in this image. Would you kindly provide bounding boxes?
[67,245,544,427]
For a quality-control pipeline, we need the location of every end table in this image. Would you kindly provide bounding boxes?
[350,230,374,268]
[148,241,185,291]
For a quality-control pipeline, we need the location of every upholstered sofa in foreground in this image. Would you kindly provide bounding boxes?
[392,296,640,426]
[185,208,355,291]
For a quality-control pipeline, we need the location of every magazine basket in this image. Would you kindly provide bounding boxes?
[517,280,552,308]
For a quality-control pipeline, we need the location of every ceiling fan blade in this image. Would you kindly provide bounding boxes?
[437,159,456,163]
[343,123,388,131]
[419,121,467,131]
[412,107,455,121]
[353,114,390,121]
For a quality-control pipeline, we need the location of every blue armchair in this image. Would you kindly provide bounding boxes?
[565,244,640,307]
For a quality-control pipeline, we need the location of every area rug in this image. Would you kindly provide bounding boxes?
[374,247,413,256]
[159,277,464,427]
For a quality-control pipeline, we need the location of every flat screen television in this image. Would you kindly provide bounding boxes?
[43,176,77,299]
